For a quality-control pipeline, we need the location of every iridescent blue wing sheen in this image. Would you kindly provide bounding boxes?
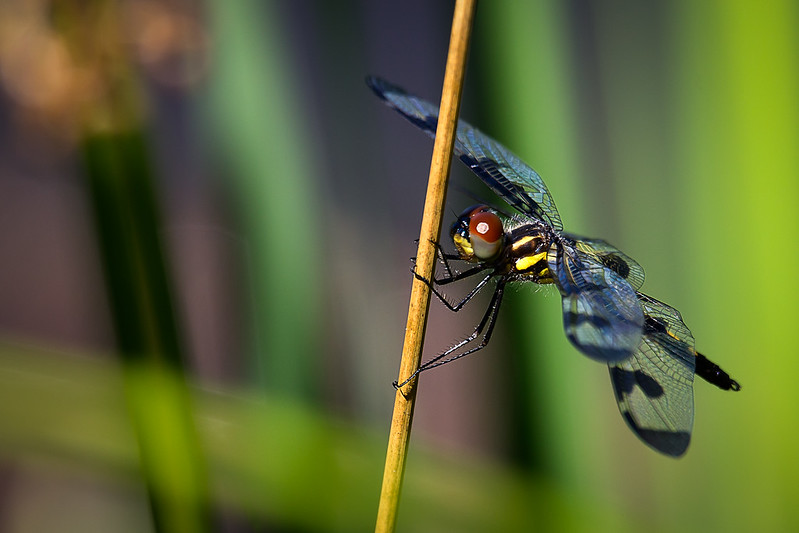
[609,294,696,456]
[547,240,644,362]
[367,76,563,231]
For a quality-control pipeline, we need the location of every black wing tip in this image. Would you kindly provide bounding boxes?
[365,75,441,136]
[621,411,690,457]
[365,75,405,100]
[660,444,690,458]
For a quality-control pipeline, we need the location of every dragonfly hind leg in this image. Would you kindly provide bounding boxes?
[394,280,506,388]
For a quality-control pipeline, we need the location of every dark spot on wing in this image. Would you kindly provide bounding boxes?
[635,370,665,398]
[644,315,668,335]
[610,366,665,399]
[564,310,612,329]
[599,253,631,279]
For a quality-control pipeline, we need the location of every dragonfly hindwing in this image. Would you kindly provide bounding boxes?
[609,294,697,456]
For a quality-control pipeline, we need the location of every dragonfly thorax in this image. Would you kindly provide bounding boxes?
[505,222,555,283]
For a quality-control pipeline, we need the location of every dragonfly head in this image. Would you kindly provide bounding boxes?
[450,205,505,263]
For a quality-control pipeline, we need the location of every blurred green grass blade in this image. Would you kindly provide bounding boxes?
[203,1,322,397]
[51,3,214,527]
[0,343,639,532]
[475,1,602,484]
[83,130,213,533]
[673,1,799,531]
[83,133,184,365]
[586,4,679,293]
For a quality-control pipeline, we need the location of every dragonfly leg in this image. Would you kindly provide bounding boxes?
[395,280,506,388]
[411,239,466,280]
[412,266,493,312]
[411,238,494,311]
[431,239,462,278]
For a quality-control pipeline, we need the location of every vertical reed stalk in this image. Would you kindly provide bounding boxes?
[374,1,477,531]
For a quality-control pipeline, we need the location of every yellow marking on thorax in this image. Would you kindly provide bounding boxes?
[511,235,536,250]
[514,251,547,272]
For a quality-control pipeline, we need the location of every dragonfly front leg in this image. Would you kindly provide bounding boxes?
[410,240,494,311]
[411,239,462,280]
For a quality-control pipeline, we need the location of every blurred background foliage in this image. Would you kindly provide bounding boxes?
[0,1,796,532]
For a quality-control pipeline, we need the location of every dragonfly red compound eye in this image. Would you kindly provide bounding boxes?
[468,208,503,260]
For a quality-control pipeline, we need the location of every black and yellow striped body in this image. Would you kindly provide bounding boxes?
[503,223,555,284]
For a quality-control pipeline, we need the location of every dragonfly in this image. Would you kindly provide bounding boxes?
[367,76,740,457]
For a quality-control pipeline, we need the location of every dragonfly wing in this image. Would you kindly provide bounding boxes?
[566,235,645,290]
[367,76,562,230]
[456,128,562,230]
[609,294,696,456]
[548,241,644,362]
